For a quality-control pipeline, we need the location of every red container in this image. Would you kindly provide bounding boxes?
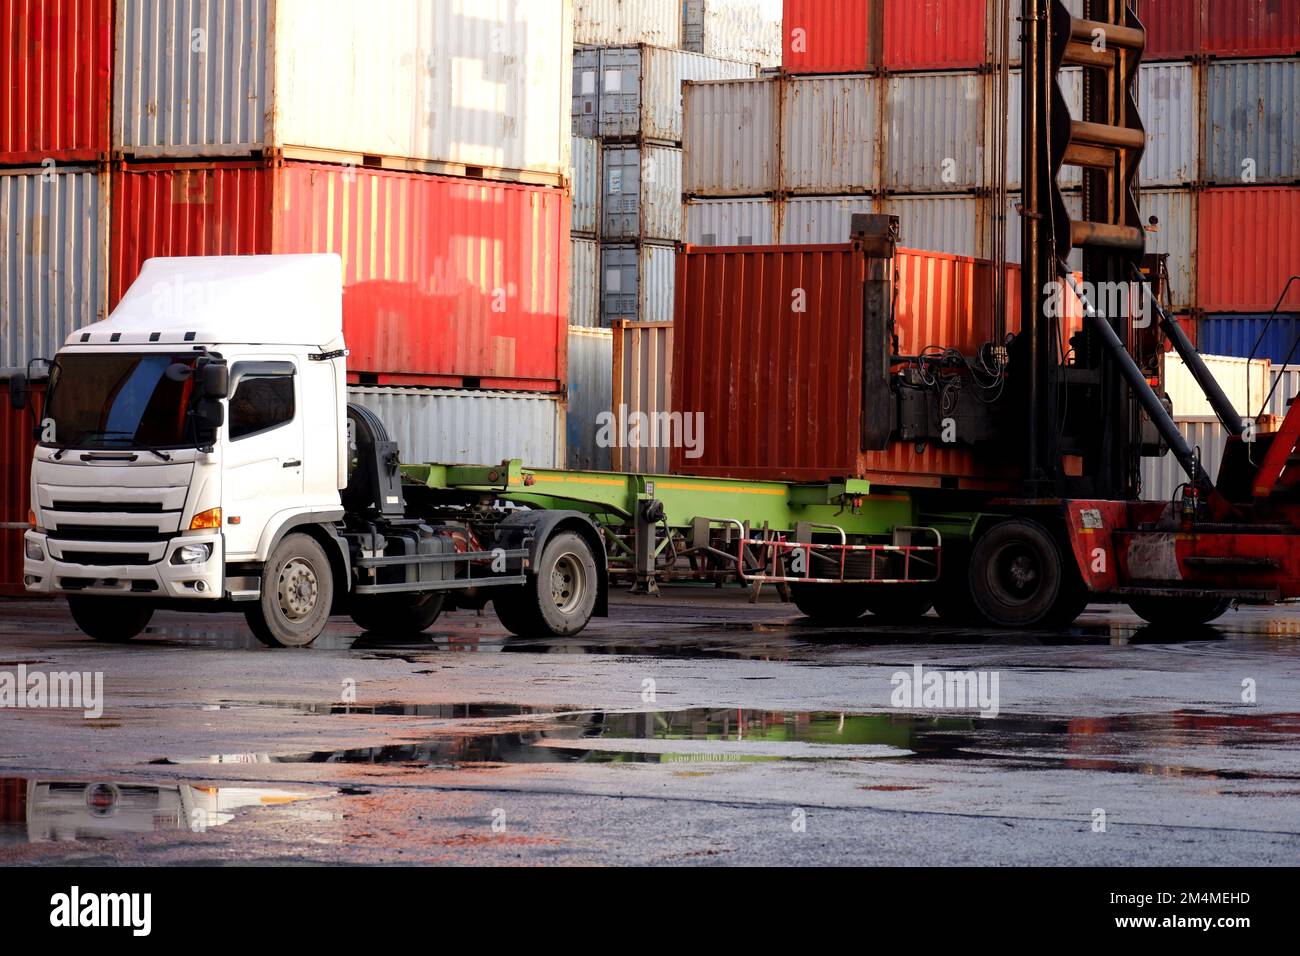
[1,380,41,597]
[1137,0,1202,60]
[111,161,571,392]
[0,777,27,823]
[0,0,112,164]
[1203,0,1300,57]
[783,0,878,74]
[1198,186,1300,313]
[882,0,986,71]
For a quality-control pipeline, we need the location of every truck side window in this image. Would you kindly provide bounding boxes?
[229,374,295,440]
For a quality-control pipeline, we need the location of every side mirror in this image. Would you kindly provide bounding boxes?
[196,398,225,431]
[8,373,29,411]
[201,363,229,399]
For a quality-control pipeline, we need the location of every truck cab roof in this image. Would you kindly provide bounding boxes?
[68,255,344,350]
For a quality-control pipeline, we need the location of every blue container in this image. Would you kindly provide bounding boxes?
[1204,59,1300,185]
[1199,314,1300,364]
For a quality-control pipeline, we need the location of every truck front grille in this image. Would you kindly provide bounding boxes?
[48,526,170,543]
[52,500,169,514]
[60,551,157,567]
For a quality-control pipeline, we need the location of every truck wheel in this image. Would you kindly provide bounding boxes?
[494,531,597,637]
[1128,596,1229,627]
[789,584,872,625]
[968,519,1063,628]
[67,596,153,643]
[246,534,334,648]
[350,592,445,634]
[862,585,935,623]
[1045,564,1092,627]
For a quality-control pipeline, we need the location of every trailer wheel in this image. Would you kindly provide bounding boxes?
[246,534,334,648]
[68,596,154,643]
[862,585,935,623]
[494,531,597,637]
[1127,596,1229,627]
[968,519,1064,628]
[349,592,445,634]
[789,584,872,625]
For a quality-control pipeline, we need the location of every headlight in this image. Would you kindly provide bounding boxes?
[24,539,45,561]
[172,543,213,565]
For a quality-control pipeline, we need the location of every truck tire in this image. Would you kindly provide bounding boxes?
[968,519,1064,628]
[862,585,935,623]
[789,584,872,625]
[349,592,445,634]
[246,534,334,648]
[1128,596,1229,627]
[68,596,153,643]
[493,531,597,638]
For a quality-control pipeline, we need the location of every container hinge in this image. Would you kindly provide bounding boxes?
[310,349,349,362]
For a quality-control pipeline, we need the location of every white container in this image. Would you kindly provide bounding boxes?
[570,237,601,328]
[1141,418,1229,502]
[1139,62,1199,186]
[1002,67,1083,189]
[782,196,876,244]
[685,198,777,245]
[782,75,879,194]
[602,144,683,243]
[587,45,758,144]
[682,0,783,68]
[574,0,680,46]
[0,168,109,372]
[1268,368,1300,419]
[885,72,985,193]
[114,0,573,183]
[683,78,778,196]
[567,326,614,471]
[1160,353,1271,421]
[1141,188,1197,312]
[572,136,600,236]
[348,387,563,468]
[601,243,676,325]
[887,194,983,258]
[612,320,675,474]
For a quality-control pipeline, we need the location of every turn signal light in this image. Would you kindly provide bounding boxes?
[28,509,36,527]
[189,507,222,531]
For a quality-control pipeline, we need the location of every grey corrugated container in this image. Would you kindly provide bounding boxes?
[885,72,985,192]
[570,237,600,328]
[572,48,601,138]
[1002,68,1083,189]
[888,194,983,258]
[0,168,109,373]
[574,0,680,46]
[347,387,563,468]
[591,45,758,144]
[601,243,676,325]
[566,326,614,471]
[1141,189,1197,311]
[612,320,674,474]
[572,136,600,235]
[782,75,879,195]
[1140,418,1229,503]
[1003,0,1081,66]
[682,0,782,68]
[1205,58,1300,185]
[782,196,876,244]
[1268,368,1300,419]
[683,78,778,196]
[1139,62,1199,186]
[685,198,777,244]
[602,144,683,243]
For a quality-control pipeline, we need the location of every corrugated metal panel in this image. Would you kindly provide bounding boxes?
[1141,188,1196,311]
[1004,192,1084,272]
[601,144,683,243]
[1198,187,1300,312]
[116,0,573,181]
[885,72,985,192]
[0,380,41,523]
[685,198,777,244]
[782,0,875,75]
[612,320,673,473]
[0,0,113,163]
[683,78,778,196]
[570,237,600,328]
[574,0,680,45]
[597,45,757,145]
[1139,62,1199,186]
[883,0,985,72]
[782,196,875,244]
[1,168,109,370]
[1160,352,1271,418]
[1204,0,1300,58]
[1005,0,1081,66]
[1204,59,1300,184]
[1198,315,1300,365]
[572,48,600,138]
[1141,419,1230,502]
[1004,68,1083,189]
[1138,0,1201,62]
[572,136,599,236]
[566,326,613,471]
[782,75,878,194]
[111,161,570,391]
[683,0,783,67]
[347,387,561,468]
[888,195,983,258]
[1269,366,1300,418]
[601,243,676,325]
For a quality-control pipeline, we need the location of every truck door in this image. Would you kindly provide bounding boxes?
[222,360,305,559]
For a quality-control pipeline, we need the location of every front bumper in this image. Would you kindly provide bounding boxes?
[22,531,224,600]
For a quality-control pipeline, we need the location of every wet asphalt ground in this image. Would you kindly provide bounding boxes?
[0,589,1297,866]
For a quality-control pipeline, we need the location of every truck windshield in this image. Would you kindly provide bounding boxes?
[43,353,199,450]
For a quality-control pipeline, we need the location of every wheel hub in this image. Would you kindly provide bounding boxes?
[550,553,584,614]
[278,558,319,621]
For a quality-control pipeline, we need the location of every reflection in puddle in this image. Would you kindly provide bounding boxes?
[0,777,314,844]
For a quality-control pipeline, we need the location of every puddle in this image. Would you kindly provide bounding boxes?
[0,776,316,845]
[207,701,567,719]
